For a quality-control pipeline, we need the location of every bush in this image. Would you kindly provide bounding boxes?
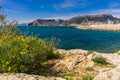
[86,67,94,71]
[0,8,60,74]
[0,35,59,74]
[92,56,108,65]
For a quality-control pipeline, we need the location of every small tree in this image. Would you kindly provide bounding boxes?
[0,7,18,37]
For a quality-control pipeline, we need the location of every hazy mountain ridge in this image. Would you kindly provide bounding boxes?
[28,14,120,26]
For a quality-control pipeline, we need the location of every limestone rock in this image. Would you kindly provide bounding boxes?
[94,68,120,80]
[0,73,65,80]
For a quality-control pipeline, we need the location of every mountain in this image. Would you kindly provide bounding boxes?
[28,19,68,26]
[28,14,120,26]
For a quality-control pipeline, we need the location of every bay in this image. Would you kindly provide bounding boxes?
[19,26,120,53]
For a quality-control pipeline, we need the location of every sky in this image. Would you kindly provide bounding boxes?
[0,0,120,23]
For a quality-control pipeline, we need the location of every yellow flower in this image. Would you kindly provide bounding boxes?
[8,66,11,72]
[20,52,26,55]
[0,39,3,43]
[6,62,9,65]
[12,56,15,58]
[25,45,28,48]
[21,38,25,42]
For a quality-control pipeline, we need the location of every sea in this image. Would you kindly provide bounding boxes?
[19,26,120,53]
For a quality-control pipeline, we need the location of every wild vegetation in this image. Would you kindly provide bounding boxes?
[92,55,108,65]
[85,67,94,71]
[116,50,120,55]
[0,7,60,75]
[81,75,93,80]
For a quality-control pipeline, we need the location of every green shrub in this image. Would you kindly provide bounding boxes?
[82,75,93,80]
[86,67,94,71]
[88,50,93,55]
[92,56,108,65]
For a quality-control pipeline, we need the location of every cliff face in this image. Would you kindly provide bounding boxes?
[28,14,120,26]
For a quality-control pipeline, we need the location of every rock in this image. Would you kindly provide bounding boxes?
[101,53,120,66]
[68,56,82,70]
[87,54,94,59]
[85,61,94,68]
[0,73,65,80]
[94,68,120,80]
[53,49,88,71]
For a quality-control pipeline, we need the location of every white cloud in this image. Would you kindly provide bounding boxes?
[60,0,77,8]
[43,16,71,20]
[53,0,89,9]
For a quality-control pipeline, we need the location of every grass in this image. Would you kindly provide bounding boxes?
[86,67,94,71]
[58,73,76,80]
[81,75,93,80]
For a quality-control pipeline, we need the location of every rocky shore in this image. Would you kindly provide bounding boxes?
[1,49,120,80]
[74,24,120,31]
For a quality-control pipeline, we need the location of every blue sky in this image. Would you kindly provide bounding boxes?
[0,0,120,23]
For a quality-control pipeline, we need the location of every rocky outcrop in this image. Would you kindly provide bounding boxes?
[94,68,120,80]
[48,49,120,80]
[53,49,94,71]
[28,14,120,26]
[0,73,65,80]
[45,49,117,79]
[1,49,120,80]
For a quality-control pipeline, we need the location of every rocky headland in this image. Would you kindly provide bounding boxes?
[2,49,120,80]
[47,49,120,80]
[28,14,120,31]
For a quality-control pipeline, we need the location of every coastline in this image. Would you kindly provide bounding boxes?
[72,24,120,31]
[25,24,120,32]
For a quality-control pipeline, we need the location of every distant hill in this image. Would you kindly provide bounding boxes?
[18,23,27,26]
[28,19,68,26]
[28,14,120,26]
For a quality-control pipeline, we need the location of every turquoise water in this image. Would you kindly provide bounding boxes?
[19,26,120,53]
